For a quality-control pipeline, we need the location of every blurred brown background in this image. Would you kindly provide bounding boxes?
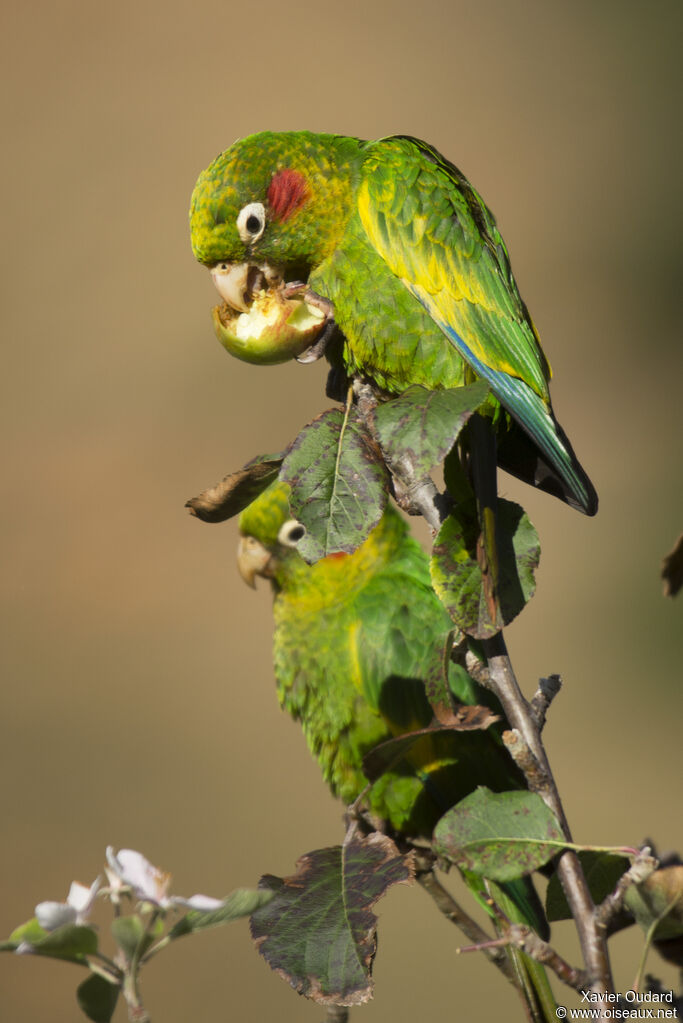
[1,0,681,1019]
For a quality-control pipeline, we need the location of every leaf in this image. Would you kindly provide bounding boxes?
[5,920,98,963]
[186,452,284,522]
[430,497,540,638]
[250,833,414,1005]
[422,630,459,723]
[373,382,490,476]
[433,787,565,880]
[546,851,631,922]
[662,532,683,597]
[110,915,162,961]
[280,408,389,563]
[625,866,683,941]
[76,974,119,1023]
[168,888,274,940]
[362,707,501,783]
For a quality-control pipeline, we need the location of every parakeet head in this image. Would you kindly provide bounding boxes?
[237,481,307,590]
[190,130,362,312]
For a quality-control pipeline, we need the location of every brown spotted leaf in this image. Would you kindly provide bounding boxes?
[373,383,490,476]
[430,497,540,638]
[433,787,565,880]
[186,452,284,522]
[423,630,460,723]
[280,407,389,563]
[250,833,414,1006]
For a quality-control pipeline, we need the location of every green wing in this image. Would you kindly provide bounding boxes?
[357,135,597,515]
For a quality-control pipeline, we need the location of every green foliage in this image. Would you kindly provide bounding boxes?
[110,914,162,961]
[373,382,489,475]
[433,787,565,880]
[76,975,119,1023]
[250,833,413,1005]
[430,498,540,638]
[5,920,98,963]
[168,889,275,940]
[280,407,389,562]
[546,851,631,923]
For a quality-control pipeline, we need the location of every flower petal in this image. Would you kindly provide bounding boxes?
[35,901,77,931]
[106,847,171,907]
[172,894,225,912]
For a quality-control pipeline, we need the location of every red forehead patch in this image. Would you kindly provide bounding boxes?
[267,169,309,222]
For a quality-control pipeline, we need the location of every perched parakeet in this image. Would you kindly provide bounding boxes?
[190,131,597,516]
[237,483,556,1017]
[237,481,524,836]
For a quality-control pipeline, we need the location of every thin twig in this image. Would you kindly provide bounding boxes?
[502,729,550,793]
[324,1007,350,1023]
[483,631,613,998]
[530,675,562,731]
[459,923,589,993]
[415,865,517,982]
[595,847,657,932]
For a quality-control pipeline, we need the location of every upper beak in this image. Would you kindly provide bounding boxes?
[211,262,251,312]
[237,536,272,588]
[210,261,284,313]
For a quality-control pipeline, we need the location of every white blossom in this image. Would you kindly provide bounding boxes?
[35,877,101,931]
[105,847,223,912]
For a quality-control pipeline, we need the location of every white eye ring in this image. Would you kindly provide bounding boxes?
[277,519,306,548]
[236,202,266,244]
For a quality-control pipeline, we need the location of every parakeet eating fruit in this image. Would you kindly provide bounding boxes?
[190,131,597,516]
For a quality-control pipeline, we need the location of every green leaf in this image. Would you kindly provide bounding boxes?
[546,851,631,922]
[433,787,565,880]
[186,452,284,523]
[430,497,540,638]
[110,915,161,961]
[5,920,99,963]
[625,866,683,941]
[250,833,414,1005]
[373,382,490,476]
[168,889,275,940]
[280,407,389,563]
[362,706,501,784]
[76,974,119,1023]
[7,918,49,946]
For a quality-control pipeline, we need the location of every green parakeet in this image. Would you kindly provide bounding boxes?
[238,482,523,835]
[190,131,597,516]
[237,482,556,1017]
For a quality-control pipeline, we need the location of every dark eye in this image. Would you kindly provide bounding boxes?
[278,519,306,548]
[236,202,266,244]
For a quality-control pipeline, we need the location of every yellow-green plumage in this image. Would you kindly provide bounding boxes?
[238,484,557,1017]
[239,483,523,836]
[191,130,597,516]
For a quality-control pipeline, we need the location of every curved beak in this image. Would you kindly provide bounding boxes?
[211,262,251,312]
[237,536,272,588]
[210,261,284,313]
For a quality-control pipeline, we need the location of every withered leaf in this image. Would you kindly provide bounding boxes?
[662,532,683,597]
[250,833,414,1005]
[186,452,284,523]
